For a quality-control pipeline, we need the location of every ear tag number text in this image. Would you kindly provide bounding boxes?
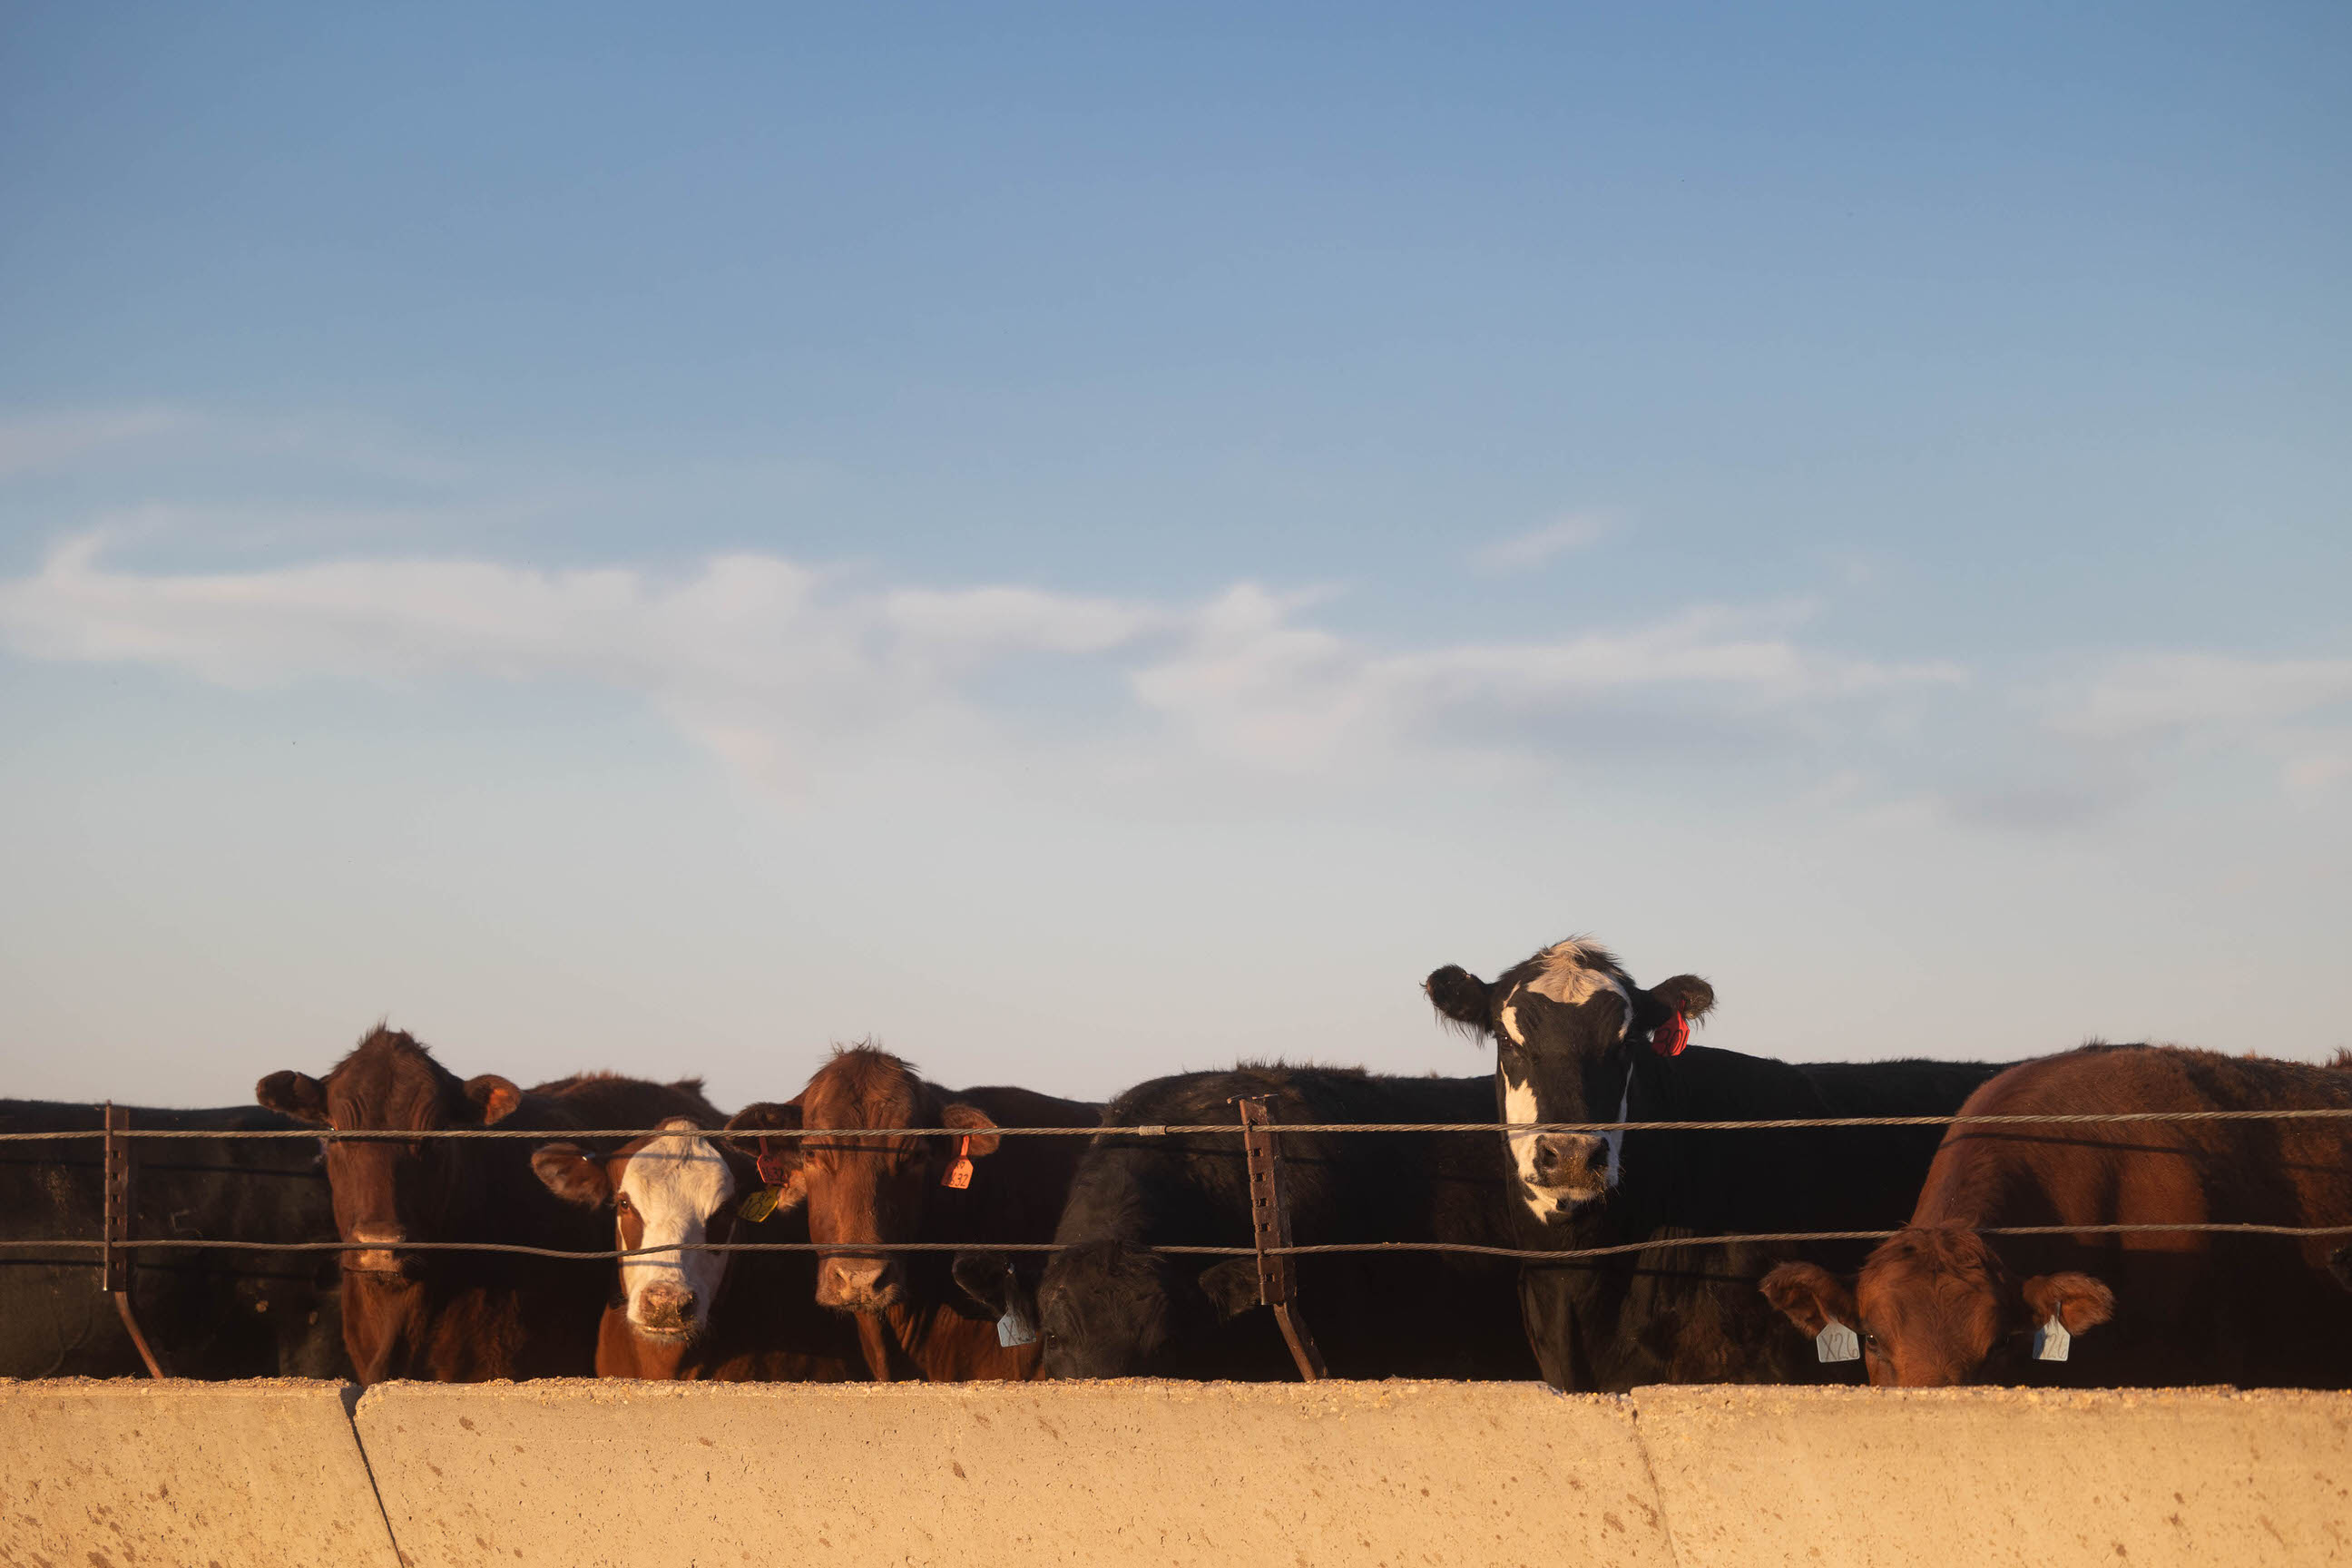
[2034,1316,2071,1362]
[738,1185,783,1223]
[942,1134,975,1191]
[1815,1321,1861,1363]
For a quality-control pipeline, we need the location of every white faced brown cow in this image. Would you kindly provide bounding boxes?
[534,1120,737,1344]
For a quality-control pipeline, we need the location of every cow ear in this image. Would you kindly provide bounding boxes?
[1760,1262,1856,1338]
[1196,1258,1262,1322]
[1424,966,1493,1032]
[2021,1272,2114,1336]
[951,1250,1013,1318]
[257,1071,330,1125]
[1646,975,1716,1023]
[531,1143,611,1208]
[940,1102,1002,1157]
[724,1101,805,1166]
[462,1074,524,1125]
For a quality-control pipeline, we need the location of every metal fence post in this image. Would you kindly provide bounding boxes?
[1236,1095,1327,1382]
[102,1102,168,1378]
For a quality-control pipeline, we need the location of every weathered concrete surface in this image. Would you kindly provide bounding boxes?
[1633,1384,2352,1568]
[0,1377,399,1568]
[354,1377,1671,1568]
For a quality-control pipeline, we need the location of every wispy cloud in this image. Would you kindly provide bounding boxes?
[0,534,1959,800]
[1468,513,1612,573]
[0,407,190,481]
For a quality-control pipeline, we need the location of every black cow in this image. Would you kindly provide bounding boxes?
[1032,1065,1539,1380]
[1425,937,2000,1392]
[0,1100,347,1379]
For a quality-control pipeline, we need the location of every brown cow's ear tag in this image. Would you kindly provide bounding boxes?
[1815,1320,1860,1363]
[2033,1315,2071,1362]
[739,1185,783,1223]
[943,1135,975,1191]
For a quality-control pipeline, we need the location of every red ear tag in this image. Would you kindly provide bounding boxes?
[1650,1013,1690,1058]
[754,1144,792,1188]
[943,1135,975,1190]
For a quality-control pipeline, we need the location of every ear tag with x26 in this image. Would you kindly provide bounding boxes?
[992,1259,1038,1348]
[1815,1321,1861,1363]
[2034,1316,2071,1362]
[942,1134,975,1191]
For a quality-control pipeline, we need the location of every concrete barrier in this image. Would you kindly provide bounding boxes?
[352,1377,1671,1568]
[0,1377,399,1568]
[1632,1384,2352,1568]
[8,1378,2349,1567]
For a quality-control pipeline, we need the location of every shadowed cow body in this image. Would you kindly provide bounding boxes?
[1036,1064,1539,1380]
[256,1026,717,1383]
[1762,1044,2352,1387]
[1427,936,2003,1391]
[0,1100,348,1379]
[728,1044,1099,1381]
[532,1121,867,1381]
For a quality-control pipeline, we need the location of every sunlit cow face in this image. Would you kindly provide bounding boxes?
[534,1121,736,1341]
[258,1026,523,1277]
[1426,938,1715,1223]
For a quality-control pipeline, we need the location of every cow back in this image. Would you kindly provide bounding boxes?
[0,1100,347,1379]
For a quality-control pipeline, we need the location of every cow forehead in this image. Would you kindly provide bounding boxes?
[1520,942,1624,1006]
[617,1132,735,1221]
[800,1044,933,1129]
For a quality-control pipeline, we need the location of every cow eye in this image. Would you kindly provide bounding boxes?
[615,1195,633,1214]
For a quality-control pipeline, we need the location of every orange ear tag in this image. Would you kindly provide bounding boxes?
[942,1134,975,1190]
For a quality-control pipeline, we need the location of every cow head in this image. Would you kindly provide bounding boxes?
[1761,1228,2115,1387]
[1426,938,1714,1222]
[257,1026,523,1276]
[730,1044,999,1313]
[533,1120,736,1342]
[1035,1240,1259,1378]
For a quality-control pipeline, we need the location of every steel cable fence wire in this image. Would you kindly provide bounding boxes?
[8,1102,2348,1268]
[5,1220,2351,1266]
[11,1105,2352,1142]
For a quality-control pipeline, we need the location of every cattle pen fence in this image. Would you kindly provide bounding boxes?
[8,1099,2352,1382]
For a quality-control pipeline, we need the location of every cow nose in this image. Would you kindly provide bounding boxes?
[818,1256,902,1309]
[635,1281,697,1331]
[1533,1133,1608,1185]
[348,1226,407,1273]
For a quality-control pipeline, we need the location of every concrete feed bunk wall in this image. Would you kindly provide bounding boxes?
[0,1379,400,1568]
[3,1379,2347,1568]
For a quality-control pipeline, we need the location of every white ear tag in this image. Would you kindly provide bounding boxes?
[995,1262,1038,1348]
[2034,1315,2071,1362]
[1815,1321,1861,1363]
[996,1304,1037,1348]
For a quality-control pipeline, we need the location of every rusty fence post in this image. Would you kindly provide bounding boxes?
[102,1102,167,1378]
[1235,1095,1327,1382]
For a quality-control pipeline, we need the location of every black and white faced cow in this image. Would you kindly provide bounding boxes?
[1426,936,2001,1392]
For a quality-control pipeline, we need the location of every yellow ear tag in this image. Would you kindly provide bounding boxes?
[739,1185,783,1223]
[942,1134,974,1191]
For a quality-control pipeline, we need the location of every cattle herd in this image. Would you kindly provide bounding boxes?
[6,934,2352,1393]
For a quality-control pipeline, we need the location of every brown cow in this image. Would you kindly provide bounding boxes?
[257,1025,717,1383]
[1761,1044,2352,1387]
[531,1120,866,1381]
[728,1044,1099,1381]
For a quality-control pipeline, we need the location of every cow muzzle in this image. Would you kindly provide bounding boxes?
[1531,1133,1611,1199]
[346,1226,409,1275]
[631,1279,701,1339]
[818,1255,903,1310]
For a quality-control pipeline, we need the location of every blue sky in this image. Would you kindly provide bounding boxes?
[3,3,2347,1108]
